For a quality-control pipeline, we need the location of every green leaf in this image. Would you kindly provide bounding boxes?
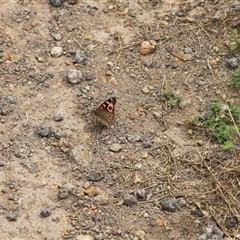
[232,29,238,35]
[230,44,238,51]
[194,116,201,126]
[224,140,234,149]
[208,102,221,112]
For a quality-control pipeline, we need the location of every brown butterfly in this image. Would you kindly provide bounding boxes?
[92,97,116,127]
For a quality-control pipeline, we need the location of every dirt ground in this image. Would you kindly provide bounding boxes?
[0,0,240,239]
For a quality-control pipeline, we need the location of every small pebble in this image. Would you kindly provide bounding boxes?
[51,46,63,57]
[105,70,112,76]
[110,143,122,152]
[187,129,193,135]
[179,98,192,109]
[182,53,192,61]
[220,92,226,101]
[212,46,219,53]
[156,218,164,227]
[178,198,186,207]
[40,207,51,218]
[226,57,238,69]
[135,189,146,200]
[37,57,44,63]
[127,135,139,142]
[49,0,63,7]
[58,188,70,200]
[52,33,62,41]
[54,113,64,121]
[31,21,37,27]
[114,190,126,198]
[83,181,91,189]
[118,136,127,143]
[139,41,155,55]
[160,197,179,212]
[171,61,178,69]
[84,85,90,91]
[76,235,93,240]
[85,72,94,81]
[123,195,137,206]
[107,61,114,67]
[84,187,100,197]
[152,111,162,120]
[67,69,83,84]
[143,212,149,218]
[7,212,18,221]
[6,95,17,104]
[36,126,50,137]
[141,137,153,148]
[184,47,192,54]
[85,172,103,182]
[1,105,13,116]
[73,50,87,63]
[55,130,66,139]
[142,86,150,94]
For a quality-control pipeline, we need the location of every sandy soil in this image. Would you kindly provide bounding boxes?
[0,0,239,239]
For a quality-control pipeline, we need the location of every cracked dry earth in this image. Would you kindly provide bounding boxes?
[0,0,239,240]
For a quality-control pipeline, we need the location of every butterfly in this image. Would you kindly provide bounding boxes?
[92,97,117,127]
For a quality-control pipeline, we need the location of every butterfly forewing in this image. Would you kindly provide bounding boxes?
[92,97,116,127]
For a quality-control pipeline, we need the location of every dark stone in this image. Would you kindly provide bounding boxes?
[135,189,147,200]
[160,197,179,212]
[7,212,18,221]
[123,195,137,206]
[49,0,63,7]
[226,57,238,69]
[40,207,51,218]
[36,126,50,137]
[171,61,178,69]
[85,72,94,81]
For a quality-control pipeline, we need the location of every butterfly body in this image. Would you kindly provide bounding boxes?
[92,97,116,127]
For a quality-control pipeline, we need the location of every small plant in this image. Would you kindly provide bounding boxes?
[193,102,240,149]
[160,89,181,109]
[231,68,240,89]
[207,101,221,113]
[226,29,240,51]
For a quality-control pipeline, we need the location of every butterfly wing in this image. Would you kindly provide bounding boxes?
[92,110,111,126]
[92,97,116,126]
